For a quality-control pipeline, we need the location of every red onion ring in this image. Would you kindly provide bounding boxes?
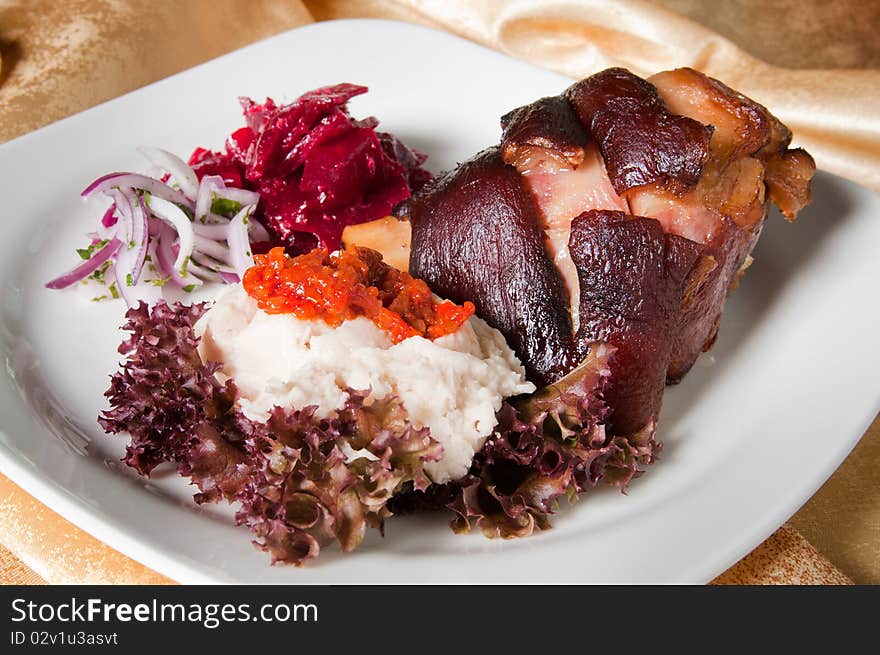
[45,238,123,289]
[83,172,194,210]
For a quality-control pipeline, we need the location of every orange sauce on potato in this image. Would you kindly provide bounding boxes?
[243,246,474,344]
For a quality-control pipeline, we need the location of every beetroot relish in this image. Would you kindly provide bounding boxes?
[189,147,245,187]
[242,247,475,344]
[187,84,431,254]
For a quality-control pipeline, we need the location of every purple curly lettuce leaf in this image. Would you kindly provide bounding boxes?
[184,423,251,505]
[389,341,661,539]
[517,342,614,441]
[238,395,442,563]
[233,405,358,563]
[99,301,442,565]
[345,393,443,495]
[98,301,241,477]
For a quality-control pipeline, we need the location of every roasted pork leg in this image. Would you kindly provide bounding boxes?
[409,67,815,434]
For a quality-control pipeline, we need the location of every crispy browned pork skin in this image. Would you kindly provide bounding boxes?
[409,67,815,435]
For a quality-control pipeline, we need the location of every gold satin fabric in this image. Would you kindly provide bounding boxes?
[2,1,878,189]
[0,0,877,584]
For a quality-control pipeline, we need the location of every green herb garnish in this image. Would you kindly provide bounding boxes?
[76,239,110,260]
[88,261,111,284]
[211,196,242,216]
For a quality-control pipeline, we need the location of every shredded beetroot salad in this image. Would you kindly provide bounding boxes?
[189,83,431,253]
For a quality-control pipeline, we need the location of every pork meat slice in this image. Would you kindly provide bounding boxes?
[408,146,576,386]
[570,210,701,434]
[408,67,815,434]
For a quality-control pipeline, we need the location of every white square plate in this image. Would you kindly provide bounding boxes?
[1,19,878,583]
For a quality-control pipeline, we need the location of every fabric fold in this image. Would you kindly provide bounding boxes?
[308,0,880,190]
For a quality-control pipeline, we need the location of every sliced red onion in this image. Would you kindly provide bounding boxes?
[83,173,194,211]
[191,253,237,275]
[101,204,117,227]
[192,222,231,239]
[104,189,132,244]
[145,236,160,276]
[114,252,162,308]
[195,175,226,224]
[129,191,150,284]
[82,172,126,196]
[103,188,148,284]
[248,220,270,243]
[57,152,264,300]
[156,224,202,289]
[227,204,255,278]
[113,231,134,293]
[96,203,118,241]
[192,212,266,241]
[214,187,260,207]
[113,232,160,307]
[147,195,195,275]
[147,217,163,237]
[193,234,230,261]
[154,226,179,281]
[185,258,223,283]
[45,238,123,289]
[137,146,199,201]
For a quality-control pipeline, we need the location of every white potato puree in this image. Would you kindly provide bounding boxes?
[195,285,535,483]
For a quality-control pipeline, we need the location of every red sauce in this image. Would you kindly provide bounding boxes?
[242,246,475,344]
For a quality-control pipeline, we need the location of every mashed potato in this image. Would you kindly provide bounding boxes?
[195,285,535,483]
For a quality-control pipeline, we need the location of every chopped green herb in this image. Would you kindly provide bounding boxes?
[180,256,190,277]
[129,240,136,248]
[88,260,111,284]
[182,284,196,293]
[91,295,109,302]
[211,196,242,216]
[149,276,170,287]
[76,239,110,261]
[108,283,119,299]
[126,273,133,287]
